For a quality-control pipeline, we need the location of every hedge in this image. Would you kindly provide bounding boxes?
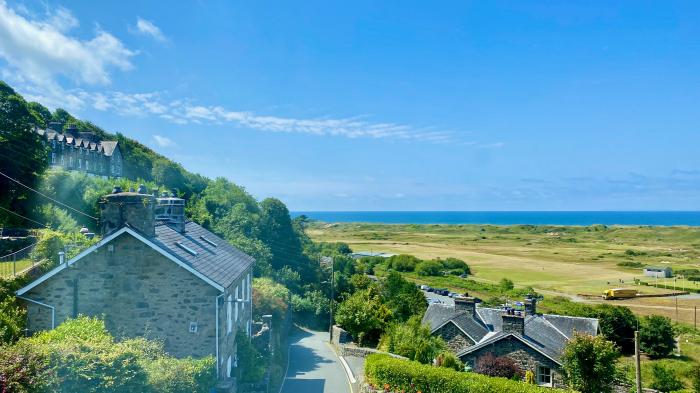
[364,354,570,393]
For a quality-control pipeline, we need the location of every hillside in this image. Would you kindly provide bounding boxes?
[0,79,316,281]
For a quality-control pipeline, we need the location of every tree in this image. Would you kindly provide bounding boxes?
[416,260,443,276]
[378,316,446,364]
[639,315,676,358]
[595,304,637,355]
[649,363,683,392]
[561,334,620,393]
[0,81,49,226]
[474,353,524,379]
[386,254,420,272]
[499,278,514,291]
[380,271,427,322]
[259,198,317,283]
[334,288,392,346]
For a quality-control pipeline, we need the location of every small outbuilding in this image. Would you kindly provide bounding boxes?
[643,266,673,278]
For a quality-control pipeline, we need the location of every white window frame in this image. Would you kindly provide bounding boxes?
[226,355,232,378]
[537,365,552,387]
[235,285,239,321]
[247,273,251,301]
[227,294,233,334]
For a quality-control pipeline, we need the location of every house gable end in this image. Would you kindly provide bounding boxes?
[17,227,224,297]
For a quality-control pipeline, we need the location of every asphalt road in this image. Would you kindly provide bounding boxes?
[280,328,351,393]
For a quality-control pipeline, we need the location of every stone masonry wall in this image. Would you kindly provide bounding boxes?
[218,268,253,379]
[459,336,564,388]
[435,321,475,352]
[24,232,220,358]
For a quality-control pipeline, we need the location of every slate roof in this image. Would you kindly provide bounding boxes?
[423,303,599,364]
[153,221,255,288]
[422,305,490,342]
[34,128,120,157]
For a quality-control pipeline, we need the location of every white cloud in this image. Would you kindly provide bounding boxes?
[0,1,135,88]
[134,17,167,43]
[153,135,176,147]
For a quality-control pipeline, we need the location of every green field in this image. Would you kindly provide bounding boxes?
[308,222,700,324]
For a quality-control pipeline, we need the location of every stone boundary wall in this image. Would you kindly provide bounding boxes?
[331,325,353,345]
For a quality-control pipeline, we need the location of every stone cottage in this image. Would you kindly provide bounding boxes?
[423,296,598,388]
[16,188,254,384]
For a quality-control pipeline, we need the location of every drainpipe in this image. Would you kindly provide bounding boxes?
[17,296,55,330]
[215,292,224,378]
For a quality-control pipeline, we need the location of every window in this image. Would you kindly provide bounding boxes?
[60,156,64,165]
[538,366,552,386]
[246,273,251,300]
[226,356,232,378]
[189,322,198,333]
[78,158,82,169]
[227,295,233,334]
[51,153,56,164]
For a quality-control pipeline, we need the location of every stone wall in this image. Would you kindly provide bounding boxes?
[459,335,564,388]
[331,325,353,345]
[434,321,475,352]
[24,232,221,359]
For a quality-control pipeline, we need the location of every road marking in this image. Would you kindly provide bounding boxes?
[338,355,357,384]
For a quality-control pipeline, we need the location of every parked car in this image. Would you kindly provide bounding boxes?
[425,286,434,292]
[428,298,443,304]
[436,289,449,296]
[420,284,429,290]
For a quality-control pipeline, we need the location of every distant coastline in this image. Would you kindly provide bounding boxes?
[292,211,700,226]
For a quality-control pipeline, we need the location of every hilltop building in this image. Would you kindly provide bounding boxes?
[643,266,673,278]
[423,296,598,388]
[35,122,123,177]
[16,187,254,388]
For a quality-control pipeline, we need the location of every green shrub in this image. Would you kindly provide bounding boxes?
[692,365,700,393]
[639,315,676,358]
[561,333,619,393]
[435,351,463,371]
[649,363,683,392]
[378,316,445,364]
[236,330,266,383]
[386,254,420,272]
[144,356,216,393]
[0,317,217,393]
[364,354,568,393]
[416,260,443,276]
[335,288,392,346]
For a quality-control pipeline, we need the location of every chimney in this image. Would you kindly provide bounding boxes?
[454,297,477,316]
[48,121,63,133]
[99,186,156,237]
[155,194,186,233]
[524,295,537,315]
[502,309,525,335]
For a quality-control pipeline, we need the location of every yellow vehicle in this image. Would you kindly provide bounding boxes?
[602,288,638,300]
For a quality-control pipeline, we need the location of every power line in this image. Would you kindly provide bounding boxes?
[0,169,98,221]
[0,205,49,228]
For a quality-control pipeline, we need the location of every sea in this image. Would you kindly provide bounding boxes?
[291,211,700,226]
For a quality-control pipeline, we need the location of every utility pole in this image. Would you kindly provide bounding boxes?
[329,257,334,342]
[676,297,679,322]
[635,330,642,393]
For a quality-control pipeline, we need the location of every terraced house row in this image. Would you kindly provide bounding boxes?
[36,122,123,177]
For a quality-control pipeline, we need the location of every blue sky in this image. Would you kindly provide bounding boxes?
[1,1,699,210]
